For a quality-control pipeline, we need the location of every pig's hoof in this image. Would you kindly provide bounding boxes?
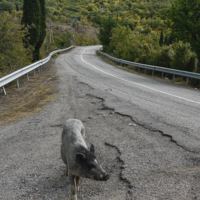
[71,195,77,200]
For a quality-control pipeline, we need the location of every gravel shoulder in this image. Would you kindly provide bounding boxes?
[1,49,200,200]
[0,59,58,126]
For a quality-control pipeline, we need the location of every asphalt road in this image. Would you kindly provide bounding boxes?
[57,45,200,199]
[1,45,200,200]
[63,45,200,153]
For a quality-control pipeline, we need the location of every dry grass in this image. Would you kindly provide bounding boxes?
[0,60,58,126]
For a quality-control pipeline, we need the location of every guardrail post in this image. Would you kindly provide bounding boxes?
[162,72,164,78]
[33,70,35,76]
[186,77,189,86]
[152,70,154,76]
[16,79,19,88]
[2,86,6,95]
[38,67,40,73]
[138,67,140,72]
[144,69,146,74]
[27,73,29,81]
[173,74,175,82]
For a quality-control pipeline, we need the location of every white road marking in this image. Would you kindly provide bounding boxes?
[81,48,200,105]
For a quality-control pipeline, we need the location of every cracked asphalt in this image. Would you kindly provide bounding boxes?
[1,46,200,199]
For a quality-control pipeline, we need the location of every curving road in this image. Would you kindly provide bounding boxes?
[1,45,200,200]
[62,45,200,153]
[55,45,200,199]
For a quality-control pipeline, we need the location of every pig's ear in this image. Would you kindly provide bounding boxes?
[90,144,95,154]
[75,153,85,163]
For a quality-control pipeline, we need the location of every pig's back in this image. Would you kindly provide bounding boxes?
[61,119,87,165]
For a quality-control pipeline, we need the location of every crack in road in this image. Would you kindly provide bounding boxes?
[105,142,133,200]
[86,92,194,153]
[113,111,196,153]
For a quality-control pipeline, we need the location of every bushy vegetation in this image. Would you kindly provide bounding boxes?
[0,12,33,78]
[99,19,197,73]
[0,0,21,13]
[168,0,200,75]
[0,1,73,77]
[1,0,173,30]
[97,0,199,76]
[53,32,72,48]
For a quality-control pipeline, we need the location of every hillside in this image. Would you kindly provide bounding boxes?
[0,0,173,31]
[0,0,175,47]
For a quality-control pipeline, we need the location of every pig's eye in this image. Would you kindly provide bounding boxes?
[88,164,96,170]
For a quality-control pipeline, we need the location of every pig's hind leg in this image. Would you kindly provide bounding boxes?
[76,176,81,192]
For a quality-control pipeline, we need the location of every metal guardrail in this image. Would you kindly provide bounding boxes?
[98,49,200,86]
[0,46,74,95]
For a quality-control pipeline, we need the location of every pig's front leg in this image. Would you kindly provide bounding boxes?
[69,173,77,200]
[65,165,68,176]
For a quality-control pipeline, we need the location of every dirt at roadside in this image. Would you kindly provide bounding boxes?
[0,59,59,126]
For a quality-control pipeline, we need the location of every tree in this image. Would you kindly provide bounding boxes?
[36,0,46,59]
[109,25,131,58]
[164,35,168,45]
[159,30,163,46]
[168,0,200,73]
[22,0,46,61]
[98,15,117,52]
[0,1,15,13]
[16,4,19,11]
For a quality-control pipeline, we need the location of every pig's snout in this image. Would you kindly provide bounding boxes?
[100,173,109,181]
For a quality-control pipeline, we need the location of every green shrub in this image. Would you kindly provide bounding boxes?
[170,42,197,72]
[53,33,72,49]
[152,46,174,68]
[0,12,33,77]
[0,1,15,13]
[75,33,94,46]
